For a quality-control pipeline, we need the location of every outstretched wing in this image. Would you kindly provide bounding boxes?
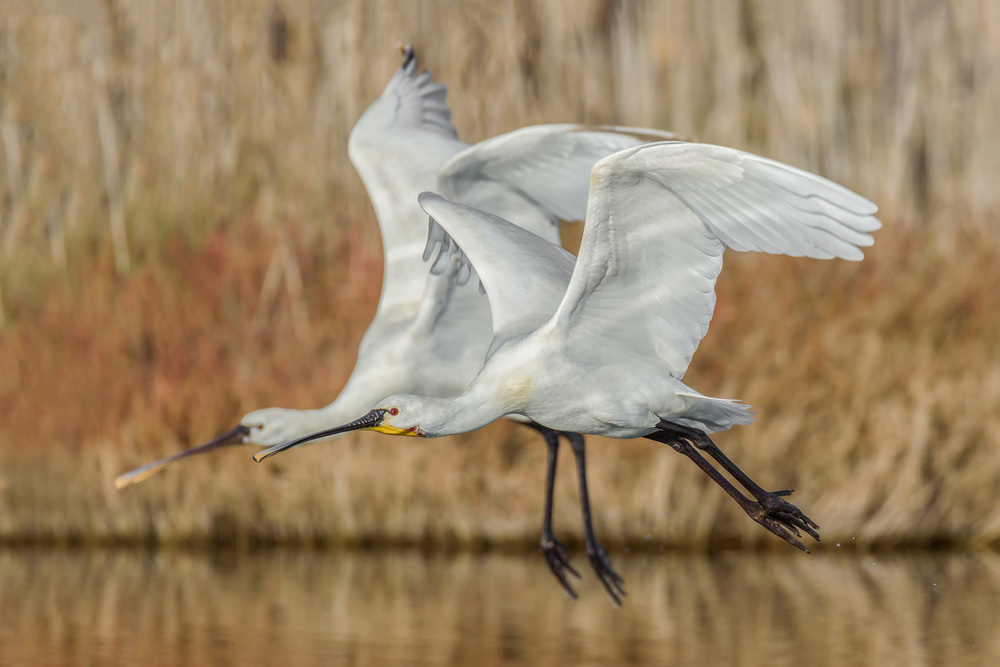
[419,193,576,352]
[549,142,881,378]
[438,124,679,244]
[418,123,678,338]
[348,45,469,316]
[418,125,676,349]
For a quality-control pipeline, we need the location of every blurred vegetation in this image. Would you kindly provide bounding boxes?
[0,1,998,549]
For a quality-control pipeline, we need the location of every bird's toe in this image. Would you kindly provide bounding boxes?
[586,541,627,606]
[541,537,581,599]
[749,490,821,547]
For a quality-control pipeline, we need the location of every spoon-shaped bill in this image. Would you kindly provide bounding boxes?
[114,424,252,489]
[252,409,389,463]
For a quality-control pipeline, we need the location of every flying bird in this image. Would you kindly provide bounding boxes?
[254,140,881,572]
[115,45,673,603]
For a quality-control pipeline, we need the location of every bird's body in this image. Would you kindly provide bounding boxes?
[478,348,744,439]
[257,140,880,558]
[353,306,752,440]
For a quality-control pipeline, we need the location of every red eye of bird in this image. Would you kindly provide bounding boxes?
[389,408,399,416]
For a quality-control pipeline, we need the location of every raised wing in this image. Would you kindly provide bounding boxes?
[438,124,679,244]
[419,193,576,351]
[415,125,678,352]
[348,45,469,316]
[550,141,881,378]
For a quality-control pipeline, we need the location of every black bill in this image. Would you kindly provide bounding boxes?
[114,424,252,489]
[252,409,388,463]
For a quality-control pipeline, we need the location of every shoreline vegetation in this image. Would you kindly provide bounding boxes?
[1,1,999,550]
[3,222,997,550]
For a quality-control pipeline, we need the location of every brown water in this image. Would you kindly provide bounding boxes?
[0,547,995,666]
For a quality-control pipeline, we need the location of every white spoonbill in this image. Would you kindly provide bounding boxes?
[115,46,670,601]
[254,140,881,564]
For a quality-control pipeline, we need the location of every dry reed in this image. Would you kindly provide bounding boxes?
[0,1,998,548]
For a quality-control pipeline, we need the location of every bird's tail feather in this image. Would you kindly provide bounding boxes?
[672,392,756,434]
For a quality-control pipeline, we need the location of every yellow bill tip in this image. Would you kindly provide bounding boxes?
[113,465,162,490]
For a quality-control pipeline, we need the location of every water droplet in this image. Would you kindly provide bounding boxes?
[836,542,840,547]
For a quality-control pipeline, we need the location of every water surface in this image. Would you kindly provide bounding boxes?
[0,547,995,666]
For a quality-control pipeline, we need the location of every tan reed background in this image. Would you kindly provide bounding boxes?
[0,0,998,549]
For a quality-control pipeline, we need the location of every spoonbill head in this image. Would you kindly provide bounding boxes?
[252,395,471,463]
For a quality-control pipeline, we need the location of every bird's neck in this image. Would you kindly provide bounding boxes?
[421,383,511,438]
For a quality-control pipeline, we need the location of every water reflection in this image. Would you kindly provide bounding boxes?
[0,547,996,666]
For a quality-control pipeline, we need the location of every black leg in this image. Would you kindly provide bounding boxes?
[656,421,820,543]
[564,432,627,606]
[523,422,580,598]
[646,422,820,552]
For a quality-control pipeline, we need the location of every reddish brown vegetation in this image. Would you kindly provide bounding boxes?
[2,217,998,548]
